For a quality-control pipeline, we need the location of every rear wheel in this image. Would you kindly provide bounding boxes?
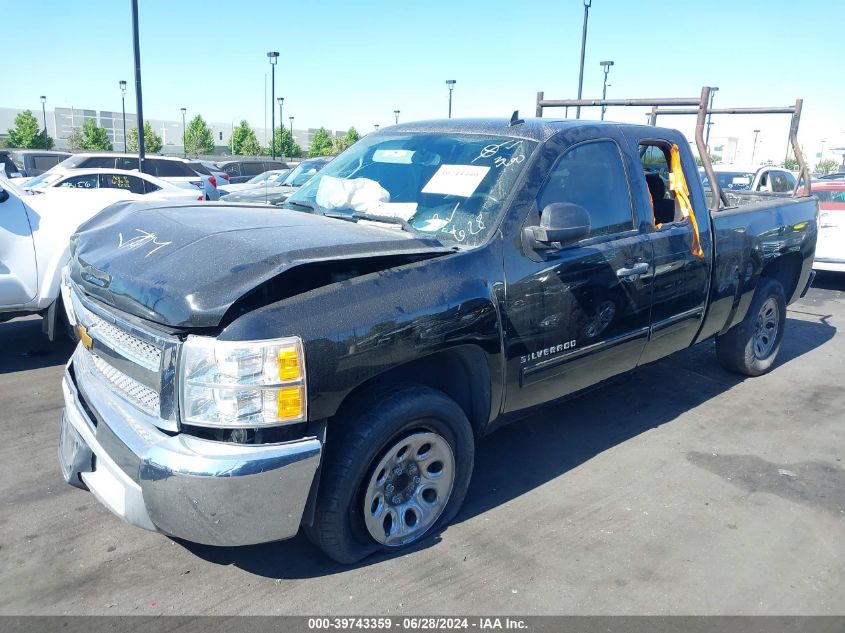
[716,278,786,376]
[306,385,474,564]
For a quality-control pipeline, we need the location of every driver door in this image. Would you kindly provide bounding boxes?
[0,186,38,307]
[501,137,654,413]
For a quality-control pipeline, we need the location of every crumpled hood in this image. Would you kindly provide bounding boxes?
[69,200,449,328]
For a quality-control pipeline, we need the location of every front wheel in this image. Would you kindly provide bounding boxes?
[716,277,786,376]
[306,385,474,564]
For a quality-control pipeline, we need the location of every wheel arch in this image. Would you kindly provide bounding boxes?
[760,251,803,303]
[331,345,493,440]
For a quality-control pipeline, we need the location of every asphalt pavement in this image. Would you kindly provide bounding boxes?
[0,275,843,615]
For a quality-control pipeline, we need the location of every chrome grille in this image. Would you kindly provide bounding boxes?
[87,352,160,415]
[74,299,162,371]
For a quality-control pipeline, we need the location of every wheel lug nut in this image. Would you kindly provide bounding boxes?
[413,475,421,484]
[409,465,418,474]
[393,466,403,476]
[385,483,394,493]
[392,495,401,504]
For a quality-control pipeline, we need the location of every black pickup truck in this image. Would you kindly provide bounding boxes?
[59,114,818,563]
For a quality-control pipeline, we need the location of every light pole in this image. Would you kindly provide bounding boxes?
[752,129,761,164]
[180,107,187,157]
[277,97,284,158]
[39,96,47,140]
[820,139,827,163]
[119,80,127,152]
[131,0,146,171]
[289,116,294,154]
[446,80,456,118]
[267,52,279,159]
[394,110,400,124]
[599,60,613,120]
[705,86,719,152]
[576,0,592,119]
[374,124,380,131]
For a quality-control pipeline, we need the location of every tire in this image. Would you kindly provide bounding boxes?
[716,277,786,376]
[306,384,475,564]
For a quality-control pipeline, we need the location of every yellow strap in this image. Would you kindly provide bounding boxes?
[669,144,704,258]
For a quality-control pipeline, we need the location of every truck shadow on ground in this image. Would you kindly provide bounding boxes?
[182,313,836,578]
[0,317,75,374]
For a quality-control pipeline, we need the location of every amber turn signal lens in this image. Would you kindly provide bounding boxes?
[277,386,303,420]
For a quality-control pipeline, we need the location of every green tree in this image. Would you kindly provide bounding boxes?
[241,135,262,156]
[80,118,113,151]
[66,129,84,152]
[309,127,334,157]
[6,110,41,148]
[815,158,837,175]
[126,121,163,153]
[782,157,799,170]
[229,120,261,155]
[329,126,361,155]
[268,126,303,159]
[184,114,214,156]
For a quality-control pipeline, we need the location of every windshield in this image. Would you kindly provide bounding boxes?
[285,133,536,248]
[24,172,63,188]
[282,160,329,187]
[247,170,286,185]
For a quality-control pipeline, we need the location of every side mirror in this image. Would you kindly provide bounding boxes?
[524,202,591,249]
[0,187,8,203]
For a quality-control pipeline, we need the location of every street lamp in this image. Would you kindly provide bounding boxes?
[39,95,47,138]
[277,97,284,158]
[374,124,380,131]
[267,51,279,159]
[576,0,592,119]
[394,110,400,125]
[119,80,127,151]
[599,61,613,120]
[752,129,761,164]
[705,86,719,152]
[180,107,186,157]
[289,116,294,151]
[445,80,456,118]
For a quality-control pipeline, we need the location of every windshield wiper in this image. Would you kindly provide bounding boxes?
[349,212,422,236]
[283,199,323,214]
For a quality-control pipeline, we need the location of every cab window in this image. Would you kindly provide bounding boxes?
[537,140,635,239]
[638,142,678,225]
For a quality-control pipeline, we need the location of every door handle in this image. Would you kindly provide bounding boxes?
[616,262,649,278]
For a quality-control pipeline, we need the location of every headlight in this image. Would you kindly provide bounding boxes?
[179,336,306,428]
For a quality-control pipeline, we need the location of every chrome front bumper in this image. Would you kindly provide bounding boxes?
[60,346,322,546]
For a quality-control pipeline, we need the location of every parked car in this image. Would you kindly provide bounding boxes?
[60,107,818,563]
[701,164,798,193]
[0,175,169,338]
[800,181,845,272]
[817,172,845,181]
[0,149,71,178]
[222,158,331,204]
[22,168,206,202]
[196,160,231,186]
[185,161,221,201]
[217,159,289,183]
[218,169,290,195]
[54,153,209,198]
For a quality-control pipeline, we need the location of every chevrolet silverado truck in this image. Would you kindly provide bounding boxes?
[59,91,818,563]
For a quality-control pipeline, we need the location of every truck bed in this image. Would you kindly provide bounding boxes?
[696,196,818,343]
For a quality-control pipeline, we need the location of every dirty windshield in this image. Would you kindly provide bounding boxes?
[285,133,537,248]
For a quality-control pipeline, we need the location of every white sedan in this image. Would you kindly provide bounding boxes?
[23,168,206,202]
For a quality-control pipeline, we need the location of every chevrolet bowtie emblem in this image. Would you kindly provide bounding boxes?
[77,324,93,351]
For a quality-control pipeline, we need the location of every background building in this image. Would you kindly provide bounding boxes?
[0,105,332,157]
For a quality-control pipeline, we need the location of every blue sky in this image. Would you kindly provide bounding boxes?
[5,0,844,163]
